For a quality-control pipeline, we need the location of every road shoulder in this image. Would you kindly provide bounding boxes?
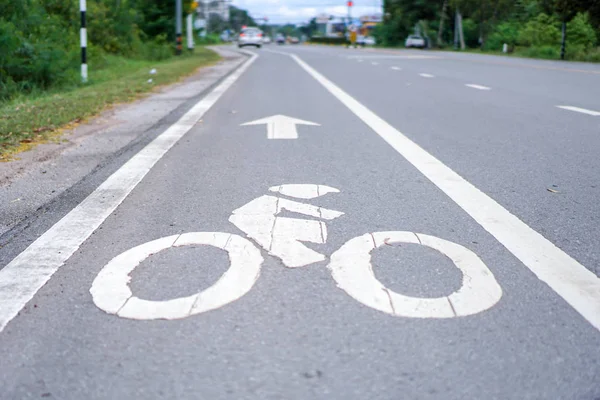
[0,46,245,238]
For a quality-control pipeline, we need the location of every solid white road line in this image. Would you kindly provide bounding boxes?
[419,73,435,78]
[556,106,600,116]
[290,53,600,332]
[0,53,259,333]
[391,67,402,71]
[466,84,491,91]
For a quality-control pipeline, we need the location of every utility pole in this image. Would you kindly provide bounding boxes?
[176,0,183,55]
[347,1,353,26]
[80,0,87,82]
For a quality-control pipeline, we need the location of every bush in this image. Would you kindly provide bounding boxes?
[196,33,223,45]
[373,15,409,47]
[518,13,561,46]
[309,37,347,45]
[580,48,600,62]
[519,45,560,59]
[462,18,480,48]
[567,12,597,50]
[486,21,520,50]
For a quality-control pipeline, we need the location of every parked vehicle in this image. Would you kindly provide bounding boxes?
[238,27,263,48]
[405,35,425,48]
[357,35,376,46]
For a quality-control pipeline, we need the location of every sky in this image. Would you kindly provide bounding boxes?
[231,0,383,24]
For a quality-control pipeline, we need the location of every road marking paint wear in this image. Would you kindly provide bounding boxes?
[556,106,600,116]
[229,185,344,268]
[91,233,263,320]
[269,184,339,199]
[329,232,502,318]
[466,84,491,90]
[419,73,435,78]
[391,67,402,71]
[372,62,379,66]
[241,114,319,139]
[0,53,259,332]
[290,54,600,331]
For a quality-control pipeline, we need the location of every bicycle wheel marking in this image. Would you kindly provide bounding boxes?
[328,231,502,318]
[90,232,263,320]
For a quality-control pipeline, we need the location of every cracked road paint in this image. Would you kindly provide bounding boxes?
[327,231,502,318]
[90,232,263,320]
[229,184,343,268]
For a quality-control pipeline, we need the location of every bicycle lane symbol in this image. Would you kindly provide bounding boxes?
[90,184,502,321]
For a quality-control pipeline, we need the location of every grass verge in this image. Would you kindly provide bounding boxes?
[0,47,221,161]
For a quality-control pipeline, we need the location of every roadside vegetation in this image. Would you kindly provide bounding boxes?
[0,0,224,158]
[375,0,600,62]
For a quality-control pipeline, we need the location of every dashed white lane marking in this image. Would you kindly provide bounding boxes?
[290,53,600,332]
[357,59,364,62]
[372,62,379,66]
[556,106,600,116]
[347,55,441,60]
[329,232,502,318]
[0,53,259,332]
[91,233,263,320]
[391,66,402,71]
[419,73,435,78]
[466,84,491,90]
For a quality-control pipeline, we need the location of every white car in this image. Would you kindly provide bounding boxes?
[405,35,425,48]
[238,27,263,48]
[262,36,272,44]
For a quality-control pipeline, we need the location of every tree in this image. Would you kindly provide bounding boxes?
[229,5,256,32]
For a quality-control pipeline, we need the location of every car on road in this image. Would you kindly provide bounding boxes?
[289,36,300,44]
[238,27,263,48]
[262,35,272,44]
[405,35,426,48]
[275,33,285,45]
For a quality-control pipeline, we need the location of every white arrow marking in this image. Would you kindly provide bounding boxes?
[241,114,320,139]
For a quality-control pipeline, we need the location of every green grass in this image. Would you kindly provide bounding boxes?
[0,47,221,160]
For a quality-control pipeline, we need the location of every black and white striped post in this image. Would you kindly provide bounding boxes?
[175,0,183,55]
[80,0,88,82]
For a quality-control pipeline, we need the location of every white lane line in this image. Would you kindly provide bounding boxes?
[372,62,379,66]
[557,106,600,116]
[0,53,259,332]
[419,73,435,78]
[466,84,491,91]
[391,66,402,71]
[290,53,600,332]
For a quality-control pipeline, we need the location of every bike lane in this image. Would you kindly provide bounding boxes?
[0,50,599,399]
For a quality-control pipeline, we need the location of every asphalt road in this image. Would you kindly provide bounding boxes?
[0,46,599,400]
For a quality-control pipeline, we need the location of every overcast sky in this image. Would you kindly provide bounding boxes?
[231,0,383,24]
